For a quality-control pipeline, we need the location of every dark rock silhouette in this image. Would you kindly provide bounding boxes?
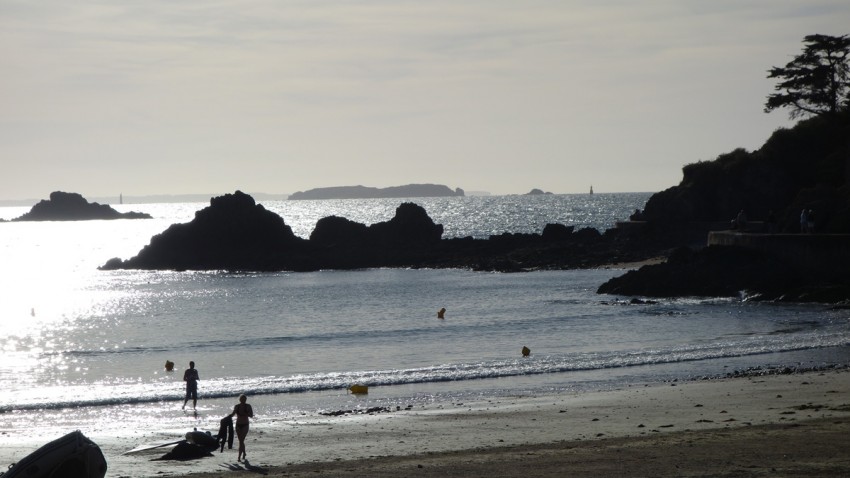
[97,110,850,303]
[641,111,850,233]
[306,203,444,270]
[597,110,850,303]
[368,202,444,246]
[289,184,464,200]
[100,191,659,273]
[597,246,792,298]
[101,191,305,271]
[541,223,574,240]
[310,215,370,247]
[597,244,850,303]
[11,191,152,221]
[526,188,553,195]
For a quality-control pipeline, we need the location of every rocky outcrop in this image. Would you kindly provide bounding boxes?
[289,184,464,200]
[641,111,850,233]
[305,202,445,269]
[100,191,305,271]
[100,191,661,273]
[598,111,850,303]
[11,191,152,221]
[597,244,850,303]
[526,189,553,195]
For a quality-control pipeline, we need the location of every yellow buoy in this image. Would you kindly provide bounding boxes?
[348,384,368,394]
[521,346,530,357]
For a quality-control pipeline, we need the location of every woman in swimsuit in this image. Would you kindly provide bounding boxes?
[228,394,254,462]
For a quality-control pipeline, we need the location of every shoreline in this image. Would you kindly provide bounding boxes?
[5,367,846,477]
[171,367,850,477]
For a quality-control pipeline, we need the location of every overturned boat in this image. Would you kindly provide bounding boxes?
[1,430,107,478]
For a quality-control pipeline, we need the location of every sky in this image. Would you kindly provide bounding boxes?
[2,1,849,201]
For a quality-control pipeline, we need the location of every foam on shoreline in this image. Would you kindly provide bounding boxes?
[2,368,848,477]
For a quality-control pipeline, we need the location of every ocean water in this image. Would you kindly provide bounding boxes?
[1,193,849,444]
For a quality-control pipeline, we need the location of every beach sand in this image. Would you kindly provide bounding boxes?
[4,369,849,477]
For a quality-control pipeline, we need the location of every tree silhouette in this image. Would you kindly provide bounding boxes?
[765,34,850,119]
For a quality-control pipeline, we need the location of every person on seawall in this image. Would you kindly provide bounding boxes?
[228,394,254,462]
[182,361,200,410]
[734,209,747,231]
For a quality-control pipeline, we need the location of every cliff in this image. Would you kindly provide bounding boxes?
[289,184,464,200]
[598,110,850,303]
[641,111,850,233]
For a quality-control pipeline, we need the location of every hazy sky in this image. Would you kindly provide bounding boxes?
[2,1,848,200]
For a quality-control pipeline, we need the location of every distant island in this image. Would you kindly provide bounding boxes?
[6,191,152,221]
[526,189,554,195]
[289,184,464,200]
[0,192,291,207]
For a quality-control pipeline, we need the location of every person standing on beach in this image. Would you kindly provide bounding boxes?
[182,361,199,410]
[228,394,254,462]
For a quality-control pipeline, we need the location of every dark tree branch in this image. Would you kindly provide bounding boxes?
[765,34,850,119]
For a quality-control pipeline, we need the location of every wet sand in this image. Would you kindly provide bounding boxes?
[3,368,849,477]
[250,418,850,477]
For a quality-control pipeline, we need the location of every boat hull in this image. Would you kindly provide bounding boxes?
[1,430,107,478]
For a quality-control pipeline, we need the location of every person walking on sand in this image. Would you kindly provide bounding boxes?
[228,394,254,462]
[182,361,199,410]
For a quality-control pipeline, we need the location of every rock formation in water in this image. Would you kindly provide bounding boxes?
[97,110,850,302]
[100,191,303,271]
[288,184,464,200]
[525,189,553,195]
[11,191,152,221]
[596,244,850,303]
[100,191,659,273]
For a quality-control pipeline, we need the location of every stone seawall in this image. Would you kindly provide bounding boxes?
[707,231,850,271]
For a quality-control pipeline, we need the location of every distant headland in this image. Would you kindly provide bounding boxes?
[4,191,152,221]
[288,184,464,200]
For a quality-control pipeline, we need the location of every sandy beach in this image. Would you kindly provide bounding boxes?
[5,367,848,477]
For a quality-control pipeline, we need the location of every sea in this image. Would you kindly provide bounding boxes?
[1,193,849,445]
